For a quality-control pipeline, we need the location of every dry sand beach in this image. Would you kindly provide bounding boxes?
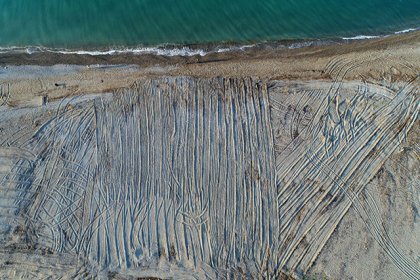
[0,31,419,279]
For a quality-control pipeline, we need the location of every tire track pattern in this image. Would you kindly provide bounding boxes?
[0,75,418,279]
[270,77,420,278]
[90,78,278,277]
[2,78,279,278]
[21,103,96,253]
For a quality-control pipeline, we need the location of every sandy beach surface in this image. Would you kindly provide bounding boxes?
[0,31,419,107]
[0,31,419,280]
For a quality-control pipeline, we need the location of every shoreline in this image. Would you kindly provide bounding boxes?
[0,30,418,107]
[0,26,418,57]
[0,28,418,66]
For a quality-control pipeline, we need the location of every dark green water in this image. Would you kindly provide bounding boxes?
[0,0,419,48]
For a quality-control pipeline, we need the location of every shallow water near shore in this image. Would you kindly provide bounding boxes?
[0,0,419,48]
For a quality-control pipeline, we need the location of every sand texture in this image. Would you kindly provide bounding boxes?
[0,32,419,279]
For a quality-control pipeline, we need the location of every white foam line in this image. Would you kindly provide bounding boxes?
[342,26,419,40]
[0,44,256,57]
[394,28,417,34]
[54,47,208,56]
[342,35,381,40]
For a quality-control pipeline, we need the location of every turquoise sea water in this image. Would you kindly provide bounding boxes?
[0,0,419,48]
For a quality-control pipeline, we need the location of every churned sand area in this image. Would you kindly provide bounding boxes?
[0,31,419,279]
